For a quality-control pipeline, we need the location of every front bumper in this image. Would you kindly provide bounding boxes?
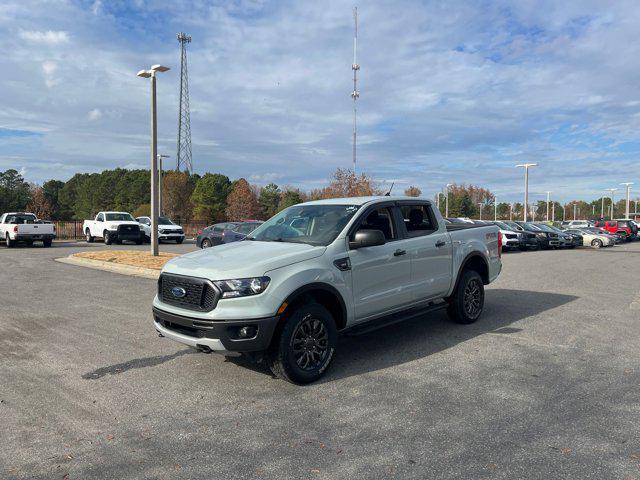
[159,233,185,241]
[152,306,280,353]
[108,229,141,241]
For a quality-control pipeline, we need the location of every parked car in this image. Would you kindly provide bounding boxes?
[515,221,560,249]
[563,228,614,248]
[0,212,56,247]
[594,219,638,241]
[136,216,185,244]
[564,220,593,229]
[221,221,263,244]
[83,211,143,245]
[492,221,522,251]
[196,222,240,248]
[547,225,582,248]
[534,223,575,248]
[584,227,622,244]
[502,221,539,250]
[152,196,502,384]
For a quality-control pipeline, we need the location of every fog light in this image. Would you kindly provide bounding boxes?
[238,326,257,339]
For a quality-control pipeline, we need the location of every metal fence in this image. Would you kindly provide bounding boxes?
[52,221,210,240]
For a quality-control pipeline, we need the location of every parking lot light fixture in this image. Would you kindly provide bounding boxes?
[573,202,577,221]
[516,163,537,221]
[445,183,453,218]
[478,203,483,220]
[494,196,497,221]
[606,188,618,220]
[620,183,633,219]
[138,64,170,256]
[546,191,551,221]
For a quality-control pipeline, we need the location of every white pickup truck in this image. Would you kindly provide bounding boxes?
[0,212,56,247]
[83,211,143,245]
[152,196,502,383]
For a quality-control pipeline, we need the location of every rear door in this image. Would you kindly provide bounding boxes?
[397,202,453,300]
[348,203,413,322]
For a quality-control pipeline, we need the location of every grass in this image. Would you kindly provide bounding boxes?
[73,250,178,270]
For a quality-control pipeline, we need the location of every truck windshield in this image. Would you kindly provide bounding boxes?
[105,213,135,222]
[247,204,360,246]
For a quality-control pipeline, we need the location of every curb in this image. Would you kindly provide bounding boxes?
[55,255,160,279]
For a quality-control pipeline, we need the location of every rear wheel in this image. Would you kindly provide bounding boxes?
[591,238,603,249]
[447,269,484,324]
[6,234,15,248]
[267,303,337,384]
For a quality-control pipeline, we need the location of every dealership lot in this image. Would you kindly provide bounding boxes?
[1,241,639,479]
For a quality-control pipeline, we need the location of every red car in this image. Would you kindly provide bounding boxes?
[594,219,637,241]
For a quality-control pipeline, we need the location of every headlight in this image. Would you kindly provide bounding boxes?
[214,277,270,298]
[108,223,118,230]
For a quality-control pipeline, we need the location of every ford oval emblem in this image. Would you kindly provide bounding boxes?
[171,286,187,298]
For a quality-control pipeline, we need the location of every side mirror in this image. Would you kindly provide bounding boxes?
[349,229,386,249]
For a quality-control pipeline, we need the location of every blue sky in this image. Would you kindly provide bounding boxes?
[1,0,639,203]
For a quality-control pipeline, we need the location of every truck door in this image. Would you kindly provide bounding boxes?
[348,205,413,322]
[397,202,453,300]
[94,213,104,235]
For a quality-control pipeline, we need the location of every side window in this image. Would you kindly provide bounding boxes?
[400,204,437,237]
[97,214,104,222]
[213,225,224,233]
[356,207,396,241]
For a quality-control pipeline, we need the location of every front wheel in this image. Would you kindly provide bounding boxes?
[104,231,113,245]
[447,269,485,324]
[176,238,184,244]
[591,238,603,249]
[43,239,52,247]
[267,303,337,384]
[201,238,212,248]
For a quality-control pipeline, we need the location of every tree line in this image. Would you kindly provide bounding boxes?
[0,167,633,223]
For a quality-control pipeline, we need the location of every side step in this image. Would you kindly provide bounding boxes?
[344,301,448,337]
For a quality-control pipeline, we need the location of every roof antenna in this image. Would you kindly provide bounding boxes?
[385,182,394,196]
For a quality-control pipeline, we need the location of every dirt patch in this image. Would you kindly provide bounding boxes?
[73,250,178,270]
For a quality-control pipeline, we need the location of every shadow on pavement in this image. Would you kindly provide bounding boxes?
[81,349,194,380]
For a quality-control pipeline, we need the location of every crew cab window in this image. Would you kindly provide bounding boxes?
[400,205,436,237]
[96,214,104,222]
[356,207,396,241]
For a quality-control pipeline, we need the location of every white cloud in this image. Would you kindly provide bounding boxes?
[91,0,102,16]
[41,61,58,88]
[19,30,69,44]
[88,108,102,121]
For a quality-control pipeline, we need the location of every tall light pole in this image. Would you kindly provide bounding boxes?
[478,203,483,220]
[509,203,513,221]
[445,183,452,218]
[137,64,170,256]
[573,202,577,220]
[516,163,537,221]
[592,204,595,217]
[601,194,605,219]
[494,196,498,221]
[606,188,618,219]
[620,182,633,219]
[158,154,170,216]
[545,191,551,221]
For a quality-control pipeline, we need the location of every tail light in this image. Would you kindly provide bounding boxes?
[497,232,502,258]
[13,225,18,233]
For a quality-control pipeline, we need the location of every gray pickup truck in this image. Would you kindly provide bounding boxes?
[153,196,502,383]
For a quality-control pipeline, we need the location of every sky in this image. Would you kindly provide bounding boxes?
[1,0,640,203]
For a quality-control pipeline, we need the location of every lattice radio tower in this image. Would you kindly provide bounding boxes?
[351,7,360,174]
[176,32,193,173]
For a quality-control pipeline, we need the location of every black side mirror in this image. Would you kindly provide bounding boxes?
[349,229,386,249]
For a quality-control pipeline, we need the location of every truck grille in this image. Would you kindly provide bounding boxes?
[158,273,220,312]
[117,224,140,234]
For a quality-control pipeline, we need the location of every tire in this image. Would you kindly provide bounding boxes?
[201,238,212,248]
[43,239,52,248]
[591,238,603,249]
[447,269,485,324]
[176,238,184,244]
[86,229,94,243]
[267,303,338,384]
[116,240,122,245]
[104,231,113,245]
[135,239,143,245]
[6,234,14,248]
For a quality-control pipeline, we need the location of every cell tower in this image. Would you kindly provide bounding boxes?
[176,32,193,173]
[351,7,360,174]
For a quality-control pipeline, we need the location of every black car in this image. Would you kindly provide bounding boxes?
[196,222,240,248]
[534,223,574,248]
[221,221,263,244]
[502,221,539,250]
[515,221,559,249]
[549,225,582,248]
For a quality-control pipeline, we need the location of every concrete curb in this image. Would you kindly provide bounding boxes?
[55,255,160,279]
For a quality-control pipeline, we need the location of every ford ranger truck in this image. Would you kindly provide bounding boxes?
[0,212,56,247]
[152,197,502,384]
[83,211,143,245]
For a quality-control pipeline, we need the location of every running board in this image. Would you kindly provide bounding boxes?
[343,301,447,337]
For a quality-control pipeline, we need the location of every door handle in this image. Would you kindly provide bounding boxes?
[393,249,406,256]
[435,240,446,247]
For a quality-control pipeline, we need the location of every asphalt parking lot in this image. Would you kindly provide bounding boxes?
[1,240,639,479]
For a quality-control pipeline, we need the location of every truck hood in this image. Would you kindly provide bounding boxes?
[162,240,326,279]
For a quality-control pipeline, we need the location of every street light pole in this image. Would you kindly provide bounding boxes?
[157,154,170,216]
[545,191,551,221]
[573,202,577,221]
[494,196,497,221]
[620,183,633,219]
[478,203,483,220]
[138,64,170,256]
[445,183,452,218]
[606,188,618,219]
[516,163,537,222]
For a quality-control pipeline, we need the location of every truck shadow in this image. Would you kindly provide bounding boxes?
[318,288,578,383]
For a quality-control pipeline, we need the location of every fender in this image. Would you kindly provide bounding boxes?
[449,252,490,297]
[281,282,348,330]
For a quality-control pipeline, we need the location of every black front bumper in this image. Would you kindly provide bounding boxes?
[152,306,280,352]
